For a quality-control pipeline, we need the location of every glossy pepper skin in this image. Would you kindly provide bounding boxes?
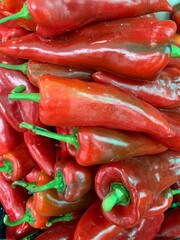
[0,142,35,181]
[37,76,174,138]
[171,3,180,34]
[73,200,123,240]
[92,66,180,109]
[155,207,180,239]
[0,111,23,155]
[0,17,176,79]
[32,172,97,217]
[95,150,180,228]
[1,0,25,13]
[112,213,164,240]
[24,131,56,177]
[25,165,41,183]
[0,0,172,38]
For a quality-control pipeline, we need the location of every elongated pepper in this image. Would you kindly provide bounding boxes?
[95,150,180,228]
[0,17,178,79]
[0,1,172,37]
[9,76,174,138]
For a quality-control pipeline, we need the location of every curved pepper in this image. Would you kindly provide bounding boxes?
[0,17,177,79]
[74,200,123,240]
[171,3,180,34]
[25,165,41,183]
[95,150,180,228]
[92,66,180,109]
[0,1,173,37]
[0,143,35,181]
[19,123,168,166]
[9,76,174,138]
[0,60,93,87]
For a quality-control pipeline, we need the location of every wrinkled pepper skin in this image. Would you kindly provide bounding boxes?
[74,127,167,166]
[95,150,180,228]
[0,111,22,155]
[26,0,172,37]
[24,131,56,177]
[0,17,176,79]
[36,219,79,240]
[112,213,164,240]
[92,66,180,109]
[37,76,173,138]
[73,200,123,240]
[1,142,35,181]
[155,207,180,239]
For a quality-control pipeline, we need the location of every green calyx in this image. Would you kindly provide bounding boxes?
[30,170,66,194]
[4,208,35,227]
[20,122,79,149]
[102,182,130,212]
[0,62,28,75]
[0,160,13,175]
[0,2,31,25]
[46,213,73,227]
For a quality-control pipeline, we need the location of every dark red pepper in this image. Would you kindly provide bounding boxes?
[0,17,177,79]
[95,150,180,228]
[0,142,35,181]
[171,180,180,202]
[171,3,180,34]
[19,123,168,166]
[10,75,174,138]
[92,66,180,109]
[0,1,173,37]
[25,165,41,183]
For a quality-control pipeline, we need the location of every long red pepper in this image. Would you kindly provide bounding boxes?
[25,165,41,183]
[0,60,93,87]
[95,150,180,228]
[19,123,168,166]
[0,143,35,181]
[0,0,172,37]
[92,66,180,109]
[0,17,178,79]
[9,75,175,138]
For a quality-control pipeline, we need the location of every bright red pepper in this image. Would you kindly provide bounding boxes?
[155,207,180,239]
[0,1,173,38]
[1,0,25,13]
[95,150,180,228]
[112,213,164,240]
[92,66,180,109]
[0,17,177,79]
[0,142,35,181]
[10,75,174,138]
[74,200,123,240]
[25,165,41,183]
[19,123,168,166]
[0,111,23,155]
[171,3,180,34]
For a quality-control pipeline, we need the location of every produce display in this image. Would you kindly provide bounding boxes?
[0,0,179,239]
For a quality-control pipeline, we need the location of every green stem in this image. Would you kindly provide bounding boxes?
[170,202,180,209]
[30,170,66,194]
[20,122,79,149]
[102,182,130,212]
[0,2,31,24]
[171,44,180,58]
[172,189,180,195]
[4,208,35,227]
[0,160,13,175]
[12,180,36,192]
[9,85,40,102]
[0,62,28,75]
[46,213,73,227]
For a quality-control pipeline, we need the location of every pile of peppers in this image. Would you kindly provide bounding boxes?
[0,0,179,239]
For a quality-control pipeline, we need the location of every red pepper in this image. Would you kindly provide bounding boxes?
[171,3,180,34]
[24,131,56,177]
[15,158,94,202]
[1,0,25,13]
[19,123,168,166]
[112,213,164,240]
[0,17,177,79]
[95,150,180,228]
[0,60,93,87]
[25,165,41,183]
[0,142,35,181]
[4,196,49,229]
[10,75,174,138]
[74,200,123,240]
[155,207,180,239]
[171,180,180,202]
[0,111,23,155]
[0,1,172,37]
[92,66,180,109]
